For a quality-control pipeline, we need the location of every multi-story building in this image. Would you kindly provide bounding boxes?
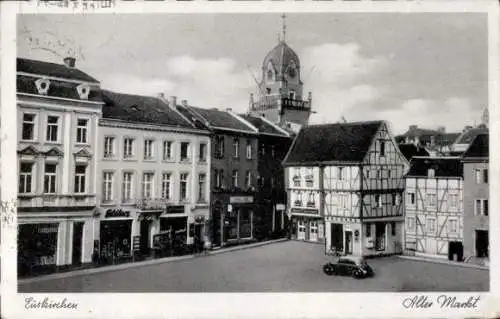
[17,57,103,275]
[283,121,408,257]
[239,114,293,237]
[96,92,211,262]
[396,125,460,156]
[462,134,489,262]
[404,157,464,260]
[176,104,259,247]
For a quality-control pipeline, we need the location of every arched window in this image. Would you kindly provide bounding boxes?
[267,69,274,81]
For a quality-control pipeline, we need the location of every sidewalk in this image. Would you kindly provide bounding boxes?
[398,255,489,271]
[18,238,289,285]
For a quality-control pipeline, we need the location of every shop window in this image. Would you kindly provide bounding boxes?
[18,223,58,271]
[22,113,36,141]
[74,165,87,194]
[104,136,115,158]
[239,209,252,238]
[46,115,60,142]
[43,163,57,194]
[19,162,34,194]
[163,141,174,161]
[76,118,88,144]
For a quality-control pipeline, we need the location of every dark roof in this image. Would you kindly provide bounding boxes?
[407,157,463,178]
[398,144,430,161]
[187,107,256,133]
[455,126,488,145]
[101,90,195,129]
[462,134,488,158]
[262,41,300,72]
[283,121,383,165]
[17,58,99,83]
[239,115,288,137]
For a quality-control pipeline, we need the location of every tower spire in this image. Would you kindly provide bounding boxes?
[281,13,287,42]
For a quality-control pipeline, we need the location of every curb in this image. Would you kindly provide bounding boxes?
[398,255,489,271]
[18,238,289,285]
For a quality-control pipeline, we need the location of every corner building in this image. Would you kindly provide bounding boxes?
[283,121,409,256]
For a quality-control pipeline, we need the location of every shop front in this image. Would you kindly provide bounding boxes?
[325,217,362,255]
[289,208,324,243]
[98,208,134,264]
[18,223,58,276]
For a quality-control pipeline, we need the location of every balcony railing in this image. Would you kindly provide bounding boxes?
[17,194,97,208]
[135,197,169,211]
[251,96,310,111]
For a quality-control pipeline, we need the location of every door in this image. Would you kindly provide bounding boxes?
[309,221,318,241]
[297,220,306,240]
[476,230,489,257]
[331,223,343,253]
[448,241,464,261]
[72,222,84,265]
[212,204,222,246]
[140,220,150,255]
[345,231,353,255]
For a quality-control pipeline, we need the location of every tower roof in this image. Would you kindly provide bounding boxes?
[262,41,300,73]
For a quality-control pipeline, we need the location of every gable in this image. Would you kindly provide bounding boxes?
[363,122,409,168]
[45,147,64,157]
[18,145,41,156]
[74,148,92,158]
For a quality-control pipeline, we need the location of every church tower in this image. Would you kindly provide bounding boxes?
[248,14,312,127]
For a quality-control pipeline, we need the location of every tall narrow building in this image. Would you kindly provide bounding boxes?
[248,15,312,129]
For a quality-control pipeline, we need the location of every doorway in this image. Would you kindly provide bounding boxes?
[345,231,353,255]
[475,230,489,257]
[72,222,84,265]
[309,221,318,241]
[448,241,463,261]
[140,219,151,255]
[297,220,306,240]
[330,223,343,253]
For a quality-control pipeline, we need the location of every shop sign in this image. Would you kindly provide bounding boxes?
[290,208,319,215]
[229,196,253,204]
[105,209,130,218]
[166,205,185,215]
[276,204,286,211]
[37,225,59,233]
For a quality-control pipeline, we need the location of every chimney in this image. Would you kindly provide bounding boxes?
[169,96,177,107]
[181,99,188,107]
[63,57,76,68]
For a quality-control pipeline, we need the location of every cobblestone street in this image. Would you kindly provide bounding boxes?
[18,241,489,293]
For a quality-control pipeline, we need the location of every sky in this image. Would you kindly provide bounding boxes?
[17,13,488,135]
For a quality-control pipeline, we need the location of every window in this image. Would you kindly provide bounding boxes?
[293,168,301,187]
[391,194,397,206]
[245,171,252,189]
[484,200,489,216]
[387,170,391,178]
[307,192,315,207]
[141,172,154,199]
[43,164,57,194]
[427,218,436,233]
[260,142,265,156]
[123,138,134,158]
[180,142,190,161]
[305,168,314,187]
[215,136,224,158]
[271,145,275,159]
[289,91,296,100]
[338,167,344,180]
[366,223,371,237]
[376,170,381,179]
[180,173,189,200]
[365,170,370,179]
[233,138,240,158]
[76,118,88,144]
[46,115,60,142]
[449,194,458,208]
[198,173,206,202]
[427,194,436,207]
[199,143,207,162]
[163,141,173,161]
[214,169,224,189]
[122,172,133,203]
[246,140,252,159]
[74,165,86,193]
[294,192,303,207]
[391,222,396,236]
[341,194,348,209]
[475,199,482,215]
[161,173,172,200]
[232,170,239,188]
[267,69,273,81]
[407,192,415,205]
[102,172,114,202]
[19,163,33,194]
[476,168,488,184]
[484,169,488,184]
[22,114,36,141]
[428,169,435,178]
[104,136,115,158]
[144,139,154,160]
[375,194,382,208]
[379,140,385,156]
[448,219,458,233]
[407,217,415,231]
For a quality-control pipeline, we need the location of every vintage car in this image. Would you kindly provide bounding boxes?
[322,256,374,279]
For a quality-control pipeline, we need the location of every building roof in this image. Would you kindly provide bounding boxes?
[239,115,289,137]
[397,143,430,161]
[406,157,463,178]
[282,121,383,166]
[186,106,256,134]
[454,125,488,145]
[462,134,488,158]
[262,41,300,73]
[101,90,195,129]
[17,58,99,83]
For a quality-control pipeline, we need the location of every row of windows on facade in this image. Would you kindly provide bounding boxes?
[19,162,87,194]
[22,113,89,144]
[292,193,402,208]
[103,136,207,162]
[406,192,461,208]
[406,216,460,234]
[101,171,207,204]
[213,136,276,160]
[213,169,260,190]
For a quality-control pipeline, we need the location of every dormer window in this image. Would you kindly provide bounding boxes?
[428,169,435,178]
[35,78,50,95]
[76,84,90,100]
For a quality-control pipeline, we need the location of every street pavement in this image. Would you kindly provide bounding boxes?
[18,241,488,292]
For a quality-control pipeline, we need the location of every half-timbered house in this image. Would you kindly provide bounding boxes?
[283,121,409,256]
[404,157,464,260]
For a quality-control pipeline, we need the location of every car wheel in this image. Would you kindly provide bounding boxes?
[351,270,362,279]
[323,264,334,276]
